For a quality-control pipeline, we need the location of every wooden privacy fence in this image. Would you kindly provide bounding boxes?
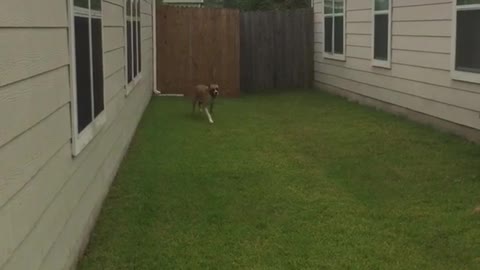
[240,8,314,91]
[156,6,313,95]
[156,6,240,96]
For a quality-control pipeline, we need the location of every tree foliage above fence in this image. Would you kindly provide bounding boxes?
[224,0,311,10]
[157,0,310,10]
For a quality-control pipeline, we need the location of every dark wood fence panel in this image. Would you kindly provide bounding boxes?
[156,6,240,96]
[240,8,313,91]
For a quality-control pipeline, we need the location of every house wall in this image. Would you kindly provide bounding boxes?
[313,0,480,141]
[0,0,154,269]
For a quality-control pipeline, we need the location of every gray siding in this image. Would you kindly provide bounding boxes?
[313,0,480,134]
[0,0,154,269]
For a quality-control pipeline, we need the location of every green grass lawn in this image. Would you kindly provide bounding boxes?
[78,90,480,270]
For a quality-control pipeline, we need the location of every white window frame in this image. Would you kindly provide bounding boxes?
[68,0,107,156]
[125,0,143,95]
[323,0,346,61]
[451,2,480,84]
[371,0,392,69]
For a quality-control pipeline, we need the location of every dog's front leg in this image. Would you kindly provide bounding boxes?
[205,108,214,124]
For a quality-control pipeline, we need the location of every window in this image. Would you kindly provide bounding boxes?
[452,0,480,83]
[126,0,142,93]
[70,0,106,155]
[324,0,345,60]
[372,0,391,68]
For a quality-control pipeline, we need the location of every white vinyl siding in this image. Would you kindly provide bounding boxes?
[0,0,155,269]
[313,0,480,135]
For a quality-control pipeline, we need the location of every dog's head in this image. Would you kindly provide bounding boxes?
[209,84,220,98]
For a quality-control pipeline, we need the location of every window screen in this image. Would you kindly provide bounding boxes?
[373,0,390,62]
[334,16,344,54]
[138,0,142,73]
[75,16,93,132]
[92,18,104,116]
[127,0,142,86]
[374,14,388,60]
[75,0,89,8]
[455,9,480,73]
[324,17,333,53]
[324,0,344,56]
[133,19,138,78]
[73,0,104,133]
[127,20,133,82]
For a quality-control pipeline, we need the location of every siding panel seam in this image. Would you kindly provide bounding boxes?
[0,140,71,268]
[315,60,480,95]
[314,70,480,112]
[0,64,69,89]
[0,102,70,153]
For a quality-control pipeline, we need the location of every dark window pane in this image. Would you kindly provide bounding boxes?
[133,21,138,78]
[127,21,133,82]
[375,0,389,11]
[334,0,343,13]
[91,0,102,11]
[127,0,132,16]
[74,0,89,8]
[75,16,92,133]
[374,14,389,61]
[458,0,480,5]
[138,20,142,73]
[324,0,332,14]
[456,10,480,73]
[132,0,137,17]
[137,0,141,17]
[92,18,104,116]
[324,17,333,53]
[334,16,343,54]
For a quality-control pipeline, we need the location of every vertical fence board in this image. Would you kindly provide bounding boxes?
[240,8,313,91]
[156,6,240,97]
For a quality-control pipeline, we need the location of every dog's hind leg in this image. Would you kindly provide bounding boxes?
[192,100,197,113]
[205,108,214,124]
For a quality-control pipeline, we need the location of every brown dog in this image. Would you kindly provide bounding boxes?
[192,84,219,123]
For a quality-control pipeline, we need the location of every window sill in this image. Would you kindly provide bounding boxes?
[72,111,107,156]
[372,59,391,69]
[323,53,346,61]
[451,70,480,84]
[126,74,143,96]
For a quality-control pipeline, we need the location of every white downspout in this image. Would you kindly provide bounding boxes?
[152,1,185,97]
